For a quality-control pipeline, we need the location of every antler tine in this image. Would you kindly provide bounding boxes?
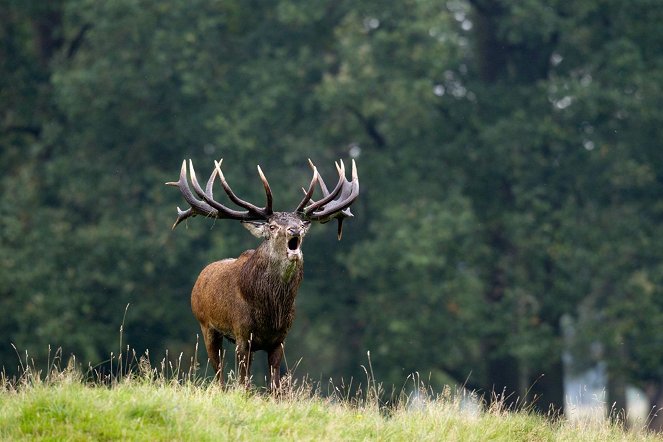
[304,159,346,214]
[172,207,194,229]
[191,160,252,220]
[335,159,344,175]
[166,160,219,229]
[318,168,331,196]
[256,165,273,215]
[303,158,359,239]
[214,160,272,218]
[295,159,319,213]
[205,165,216,197]
[312,182,357,218]
[188,159,208,199]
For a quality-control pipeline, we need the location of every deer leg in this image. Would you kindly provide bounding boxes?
[268,344,284,391]
[201,325,224,384]
[236,338,253,388]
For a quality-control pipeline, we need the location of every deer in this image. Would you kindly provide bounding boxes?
[166,158,358,389]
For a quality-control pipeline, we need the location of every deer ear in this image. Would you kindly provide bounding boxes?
[241,220,268,238]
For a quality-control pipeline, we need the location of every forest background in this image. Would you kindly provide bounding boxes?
[2,0,663,430]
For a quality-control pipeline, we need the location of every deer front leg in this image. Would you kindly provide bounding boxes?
[236,338,253,388]
[201,325,224,385]
[268,344,284,391]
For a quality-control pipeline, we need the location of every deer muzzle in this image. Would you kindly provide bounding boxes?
[286,234,303,261]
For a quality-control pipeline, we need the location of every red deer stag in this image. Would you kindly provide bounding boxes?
[167,158,358,389]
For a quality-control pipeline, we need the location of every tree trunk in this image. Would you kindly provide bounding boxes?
[646,382,663,432]
[607,369,628,427]
[471,3,507,83]
[482,227,522,409]
[529,358,565,417]
[484,347,522,410]
[32,7,64,65]
[470,0,556,84]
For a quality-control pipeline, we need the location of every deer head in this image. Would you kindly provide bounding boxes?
[241,213,311,263]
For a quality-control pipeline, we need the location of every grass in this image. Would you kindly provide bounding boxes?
[0,351,659,441]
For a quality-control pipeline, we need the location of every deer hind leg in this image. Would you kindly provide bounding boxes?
[201,325,224,384]
[268,344,284,392]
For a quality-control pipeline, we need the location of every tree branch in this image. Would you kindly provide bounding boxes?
[67,24,92,59]
[4,125,42,137]
[345,105,386,149]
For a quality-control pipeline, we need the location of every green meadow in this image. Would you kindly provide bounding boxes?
[0,357,657,442]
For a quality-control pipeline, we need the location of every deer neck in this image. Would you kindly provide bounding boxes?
[262,237,303,282]
[239,240,304,333]
[241,240,304,297]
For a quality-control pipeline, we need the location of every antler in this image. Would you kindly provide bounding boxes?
[167,158,358,237]
[295,159,319,212]
[301,159,359,239]
[166,159,273,229]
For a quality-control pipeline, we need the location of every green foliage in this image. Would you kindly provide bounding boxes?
[347,195,484,386]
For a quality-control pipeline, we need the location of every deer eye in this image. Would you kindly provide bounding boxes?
[269,225,278,231]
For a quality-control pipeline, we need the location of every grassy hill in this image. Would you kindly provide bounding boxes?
[0,357,658,441]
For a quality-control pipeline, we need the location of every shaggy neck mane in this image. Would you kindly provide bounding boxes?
[239,242,304,333]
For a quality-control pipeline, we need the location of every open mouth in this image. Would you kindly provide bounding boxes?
[288,237,301,251]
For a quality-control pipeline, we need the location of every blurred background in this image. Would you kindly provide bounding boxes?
[2,0,662,429]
